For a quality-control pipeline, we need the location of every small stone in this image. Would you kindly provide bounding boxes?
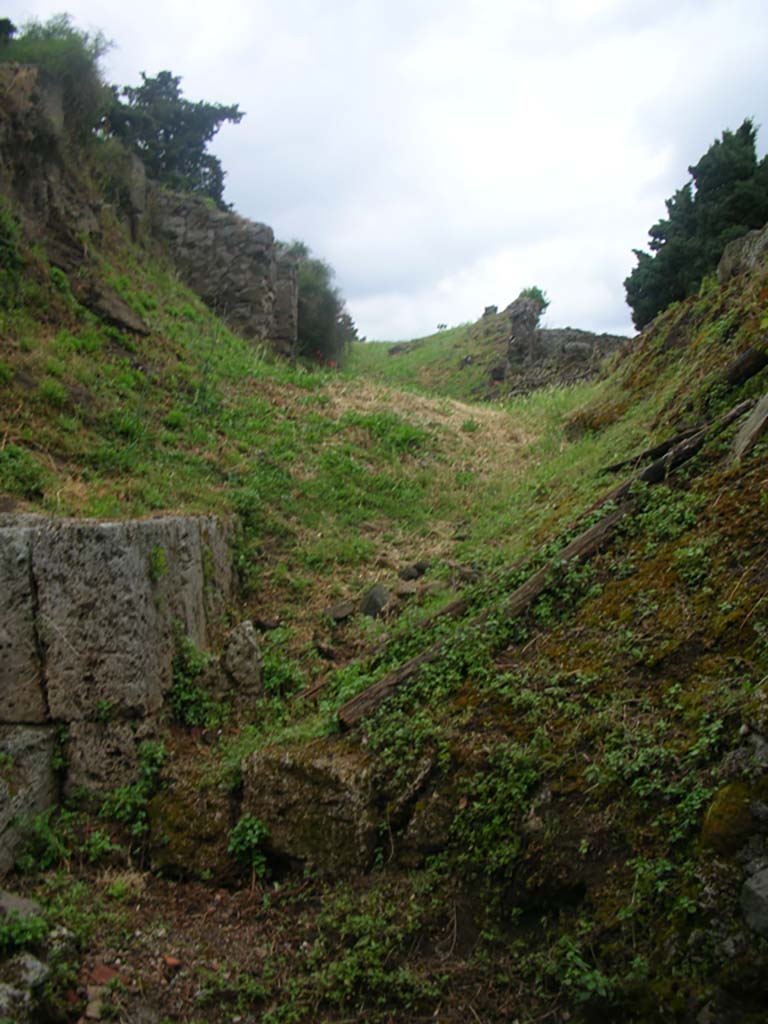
[721,932,747,958]
[361,584,389,618]
[89,962,119,985]
[392,580,419,598]
[222,621,263,694]
[740,722,751,737]
[325,600,356,623]
[85,984,106,1019]
[701,782,753,854]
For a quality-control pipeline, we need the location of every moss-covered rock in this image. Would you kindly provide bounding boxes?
[241,738,378,875]
[148,773,236,883]
[701,782,754,854]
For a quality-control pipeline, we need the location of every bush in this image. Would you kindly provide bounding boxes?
[4,14,111,140]
[281,241,358,365]
[519,285,550,313]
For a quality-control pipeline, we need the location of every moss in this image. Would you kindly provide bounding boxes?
[700,782,753,854]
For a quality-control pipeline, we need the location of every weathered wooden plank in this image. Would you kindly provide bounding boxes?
[722,343,768,390]
[731,394,768,462]
[602,427,702,474]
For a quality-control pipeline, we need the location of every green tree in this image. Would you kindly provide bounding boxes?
[1,14,111,139]
[107,71,244,207]
[282,241,358,364]
[625,119,768,329]
[0,19,17,45]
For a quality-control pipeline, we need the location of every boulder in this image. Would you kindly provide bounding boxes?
[242,739,379,875]
[222,621,263,694]
[0,514,233,799]
[701,782,754,854]
[32,517,227,722]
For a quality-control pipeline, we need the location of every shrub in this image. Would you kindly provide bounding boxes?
[519,285,550,313]
[4,14,111,140]
[0,199,23,306]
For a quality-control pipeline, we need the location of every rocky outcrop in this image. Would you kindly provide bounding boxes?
[506,294,542,365]
[150,189,299,356]
[718,223,768,282]
[0,514,233,873]
[535,326,627,365]
[0,63,298,356]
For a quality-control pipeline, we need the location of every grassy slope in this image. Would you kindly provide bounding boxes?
[3,154,768,1022]
[345,315,508,400]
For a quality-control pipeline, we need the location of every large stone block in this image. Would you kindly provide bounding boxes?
[33,516,231,722]
[0,725,57,875]
[64,719,158,798]
[242,739,379,875]
[0,523,46,723]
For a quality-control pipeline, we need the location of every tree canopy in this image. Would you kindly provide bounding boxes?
[625,119,768,330]
[281,242,358,364]
[107,71,244,207]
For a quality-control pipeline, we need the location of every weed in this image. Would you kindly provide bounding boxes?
[99,740,166,847]
[452,744,538,880]
[0,910,48,955]
[38,376,68,407]
[148,544,168,583]
[168,629,225,727]
[228,814,271,885]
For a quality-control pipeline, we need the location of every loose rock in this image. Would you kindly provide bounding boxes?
[741,867,768,937]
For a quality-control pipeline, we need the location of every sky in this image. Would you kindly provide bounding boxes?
[6,0,768,340]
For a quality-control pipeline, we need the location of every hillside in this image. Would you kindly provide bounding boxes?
[2,61,768,1024]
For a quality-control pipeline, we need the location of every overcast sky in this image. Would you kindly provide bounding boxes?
[6,0,768,340]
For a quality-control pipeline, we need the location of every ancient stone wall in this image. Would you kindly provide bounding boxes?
[0,514,233,874]
[149,188,299,356]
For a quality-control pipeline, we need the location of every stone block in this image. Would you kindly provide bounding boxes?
[0,725,57,876]
[242,739,378,875]
[0,524,46,723]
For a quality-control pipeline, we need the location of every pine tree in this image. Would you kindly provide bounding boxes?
[625,119,768,330]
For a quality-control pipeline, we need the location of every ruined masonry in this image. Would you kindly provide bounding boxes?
[0,515,233,874]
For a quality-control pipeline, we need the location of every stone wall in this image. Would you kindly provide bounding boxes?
[0,514,233,874]
[150,189,299,357]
